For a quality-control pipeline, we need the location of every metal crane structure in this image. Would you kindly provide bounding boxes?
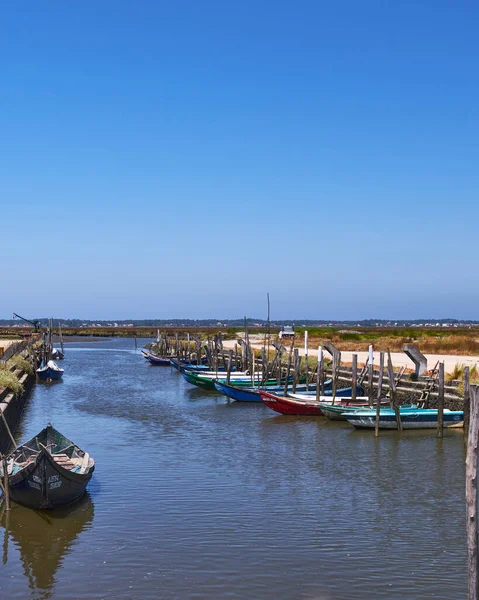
[12,313,41,332]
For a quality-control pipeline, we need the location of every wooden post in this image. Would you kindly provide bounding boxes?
[226,350,233,385]
[437,362,445,439]
[276,351,282,385]
[1,456,10,511]
[387,350,402,431]
[332,352,341,406]
[319,347,325,395]
[283,340,294,396]
[465,367,471,446]
[368,345,374,407]
[332,352,337,399]
[234,343,238,370]
[351,354,357,402]
[292,350,301,393]
[304,331,309,390]
[466,385,479,600]
[316,346,323,402]
[375,352,385,438]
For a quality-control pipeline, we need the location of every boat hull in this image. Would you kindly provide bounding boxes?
[37,368,63,380]
[214,380,332,402]
[147,354,171,366]
[8,450,93,509]
[345,409,464,430]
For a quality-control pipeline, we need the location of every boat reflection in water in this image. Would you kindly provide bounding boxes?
[1,493,94,598]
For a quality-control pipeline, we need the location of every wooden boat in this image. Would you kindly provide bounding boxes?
[169,359,211,372]
[320,400,391,421]
[344,407,464,430]
[50,348,64,361]
[259,391,373,416]
[183,371,303,391]
[214,379,333,402]
[141,349,152,359]
[36,360,64,381]
[260,391,326,416]
[288,385,364,401]
[1,424,95,509]
[146,354,171,365]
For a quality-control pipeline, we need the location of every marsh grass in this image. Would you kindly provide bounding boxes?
[0,368,24,394]
[7,355,34,376]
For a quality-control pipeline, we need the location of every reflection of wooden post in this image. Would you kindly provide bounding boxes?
[2,456,10,511]
[375,352,384,438]
[466,385,479,600]
[437,362,445,439]
[464,367,471,446]
[351,354,357,402]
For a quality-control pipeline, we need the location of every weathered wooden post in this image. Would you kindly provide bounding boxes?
[234,343,238,370]
[375,352,385,438]
[226,350,233,385]
[466,385,479,600]
[437,362,445,439]
[316,346,323,402]
[304,331,309,390]
[368,345,374,407]
[261,348,268,386]
[387,350,402,431]
[292,349,300,393]
[464,367,471,446]
[351,353,358,402]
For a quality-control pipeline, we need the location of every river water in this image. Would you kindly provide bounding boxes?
[0,338,467,599]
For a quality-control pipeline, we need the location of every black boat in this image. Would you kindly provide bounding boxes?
[1,424,94,509]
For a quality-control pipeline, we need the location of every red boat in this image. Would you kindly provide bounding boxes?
[259,391,374,417]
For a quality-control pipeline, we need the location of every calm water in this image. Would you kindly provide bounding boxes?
[0,338,467,599]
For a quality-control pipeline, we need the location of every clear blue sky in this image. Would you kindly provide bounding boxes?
[1,1,477,320]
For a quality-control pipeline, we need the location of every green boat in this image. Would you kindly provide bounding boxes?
[182,371,306,391]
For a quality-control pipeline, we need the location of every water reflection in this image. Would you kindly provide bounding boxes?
[1,494,94,599]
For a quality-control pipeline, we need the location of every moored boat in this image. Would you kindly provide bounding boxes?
[36,360,64,381]
[344,408,464,430]
[0,424,95,509]
[146,354,171,365]
[214,379,333,402]
[183,371,303,391]
[319,400,391,421]
[288,385,364,401]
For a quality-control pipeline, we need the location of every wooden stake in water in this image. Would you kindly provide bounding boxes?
[437,362,445,439]
[368,345,374,407]
[283,339,294,396]
[304,331,309,390]
[466,385,479,600]
[375,352,385,438]
[226,350,233,385]
[292,350,300,394]
[351,354,357,402]
[465,367,471,446]
[316,346,323,402]
[387,350,401,431]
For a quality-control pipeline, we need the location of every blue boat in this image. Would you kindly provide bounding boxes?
[214,379,334,402]
[170,359,234,373]
[36,360,64,381]
[344,407,464,430]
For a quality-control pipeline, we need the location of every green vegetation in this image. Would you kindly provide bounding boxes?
[0,368,24,394]
[7,355,34,375]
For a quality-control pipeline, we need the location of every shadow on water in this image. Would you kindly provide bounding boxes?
[1,493,94,600]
